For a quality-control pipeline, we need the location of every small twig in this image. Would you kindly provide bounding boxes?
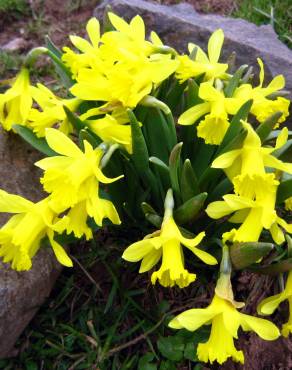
[71,255,102,292]
[107,314,166,357]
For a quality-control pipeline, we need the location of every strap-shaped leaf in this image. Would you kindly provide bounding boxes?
[45,36,74,88]
[220,99,253,148]
[180,159,200,202]
[141,202,162,228]
[63,106,84,132]
[13,124,57,156]
[224,64,248,98]
[174,192,207,225]
[169,142,183,203]
[230,242,274,270]
[128,109,160,204]
[79,129,101,149]
[276,178,292,204]
[185,78,201,108]
[249,258,292,275]
[256,111,283,143]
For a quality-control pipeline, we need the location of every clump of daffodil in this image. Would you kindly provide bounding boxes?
[176,29,228,83]
[0,68,32,131]
[258,271,292,337]
[212,122,292,197]
[122,189,217,288]
[206,175,292,244]
[178,81,243,145]
[169,246,280,365]
[0,190,72,271]
[233,58,290,125]
[28,83,81,137]
[35,128,122,227]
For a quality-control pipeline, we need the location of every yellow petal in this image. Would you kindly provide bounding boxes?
[257,292,286,315]
[208,29,224,63]
[45,128,82,157]
[240,314,280,340]
[86,17,100,48]
[139,248,162,273]
[169,307,216,330]
[206,201,233,219]
[0,190,33,213]
[122,240,157,262]
[212,150,241,169]
[178,102,210,125]
[47,230,73,267]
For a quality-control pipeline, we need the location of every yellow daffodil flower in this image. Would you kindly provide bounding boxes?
[80,110,132,154]
[169,292,279,364]
[178,82,242,145]
[212,122,292,196]
[35,128,122,226]
[62,17,102,78]
[258,271,292,337]
[206,175,292,244]
[0,68,32,131]
[0,190,72,271]
[176,29,228,83]
[28,83,81,137]
[233,58,290,125]
[70,54,178,108]
[122,190,217,288]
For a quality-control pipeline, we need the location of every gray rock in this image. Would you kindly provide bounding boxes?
[1,37,28,52]
[0,128,63,358]
[94,0,292,100]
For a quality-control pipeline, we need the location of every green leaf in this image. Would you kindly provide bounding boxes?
[256,111,283,142]
[220,99,252,148]
[174,192,207,225]
[180,159,200,202]
[273,139,292,160]
[165,80,186,112]
[138,353,157,370]
[13,125,56,156]
[249,258,292,275]
[79,129,101,149]
[159,360,176,370]
[128,109,161,206]
[169,142,183,203]
[141,202,162,228]
[45,35,62,58]
[157,336,184,362]
[185,79,201,108]
[224,64,248,97]
[208,177,233,202]
[287,235,292,258]
[63,106,84,132]
[277,179,292,204]
[183,342,198,362]
[45,37,74,88]
[230,242,274,270]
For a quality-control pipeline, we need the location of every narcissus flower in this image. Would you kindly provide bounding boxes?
[233,58,290,125]
[0,68,32,130]
[28,83,81,137]
[70,54,178,109]
[80,110,132,153]
[212,122,292,197]
[176,29,228,83]
[206,176,292,244]
[62,17,102,78]
[178,82,244,145]
[122,190,217,288]
[258,271,292,337]
[169,293,279,364]
[0,190,72,271]
[35,128,122,226]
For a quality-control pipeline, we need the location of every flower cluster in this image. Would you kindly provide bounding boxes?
[0,12,291,366]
